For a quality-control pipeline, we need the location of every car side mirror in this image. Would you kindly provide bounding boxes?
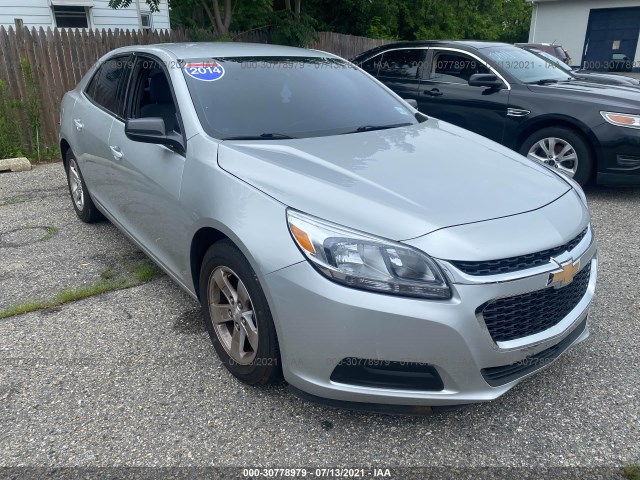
[404,98,418,109]
[125,117,184,153]
[468,73,504,89]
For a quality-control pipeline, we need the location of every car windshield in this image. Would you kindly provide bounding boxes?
[181,56,418,139]
[485,46,573,84]
[533,50,573,73]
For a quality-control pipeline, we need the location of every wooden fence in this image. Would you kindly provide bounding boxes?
[310,31,390,61]
[0,26,389,158]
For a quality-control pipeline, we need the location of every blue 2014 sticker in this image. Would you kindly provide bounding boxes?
[184,62,225,82]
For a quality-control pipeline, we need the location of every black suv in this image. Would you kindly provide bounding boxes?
[352,41,640,186]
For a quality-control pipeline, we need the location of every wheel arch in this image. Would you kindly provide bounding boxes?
[60,139,71,170]
[190,226,230,301]
[516,115,601,167]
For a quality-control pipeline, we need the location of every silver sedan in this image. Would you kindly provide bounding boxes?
[59,43,597,412]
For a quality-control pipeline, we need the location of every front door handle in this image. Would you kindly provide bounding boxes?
[73,118,83,130]
[109,145,123,160]
[425,88,443,97]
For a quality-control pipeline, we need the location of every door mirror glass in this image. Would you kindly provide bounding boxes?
[404,98,418,109]
[468,73,504,89]
[125,117,184,152]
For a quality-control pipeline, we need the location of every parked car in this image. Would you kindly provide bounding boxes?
[516,42,572,65]
[521,46,640,87]
[60,43,597,412]
[352,41,640,186]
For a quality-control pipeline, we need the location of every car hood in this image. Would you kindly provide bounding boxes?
[576,72,640,87]
[218,120,570,240]
[528,80,640,106]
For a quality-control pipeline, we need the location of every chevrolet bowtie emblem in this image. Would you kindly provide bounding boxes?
[548,260,580,288]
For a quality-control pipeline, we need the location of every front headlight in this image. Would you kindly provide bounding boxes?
[287,210,451,299]
[601,111,640,129]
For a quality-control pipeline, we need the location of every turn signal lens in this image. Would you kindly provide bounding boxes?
[601,111,640,129]
[290,224,316,254]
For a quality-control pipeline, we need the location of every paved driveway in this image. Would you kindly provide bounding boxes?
[0,164,638,475]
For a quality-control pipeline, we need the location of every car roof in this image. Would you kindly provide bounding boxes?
[351,40,511,60]
[106,42,337,60]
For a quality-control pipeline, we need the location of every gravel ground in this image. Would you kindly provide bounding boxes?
[0,164,638,476]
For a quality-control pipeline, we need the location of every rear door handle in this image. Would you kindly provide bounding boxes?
[109,145,123,160]
[73,118,83,130]
[425,88,443,97]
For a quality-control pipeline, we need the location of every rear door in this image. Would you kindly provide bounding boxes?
[70,55,131,208]
[417,48,509,143]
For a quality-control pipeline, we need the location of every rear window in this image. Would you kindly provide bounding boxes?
[182,56,417,140]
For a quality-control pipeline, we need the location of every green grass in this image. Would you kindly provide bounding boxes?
[0,257,162,320]
[625,465,640,480]
[53,280,125,304]
[39,224,58,242]
[130,260,160,283]
[0,301,47,319]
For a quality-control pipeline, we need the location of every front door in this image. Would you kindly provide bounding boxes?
[107,55,189,275]
[418,49,510,144]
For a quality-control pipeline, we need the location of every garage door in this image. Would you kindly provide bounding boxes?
[582,7,640,72]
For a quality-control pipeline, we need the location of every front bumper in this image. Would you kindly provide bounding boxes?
[263,227,597,406]
[593,122,640,185]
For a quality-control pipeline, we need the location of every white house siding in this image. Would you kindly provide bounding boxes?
[528,0,640,68]
[91,0,170,30]
[0,0,170,30]
[0,0,53,27]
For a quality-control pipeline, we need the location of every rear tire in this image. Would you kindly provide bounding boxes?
[64,150,104,223]
[519,127,593,186]
[199,239,282,385]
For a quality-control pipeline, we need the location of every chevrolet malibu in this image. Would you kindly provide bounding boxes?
[59,43,597,412]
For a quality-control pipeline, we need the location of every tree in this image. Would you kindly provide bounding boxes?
[108,0,236,35]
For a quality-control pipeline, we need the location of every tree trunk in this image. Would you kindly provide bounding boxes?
[223,0,232,31]
[200,0,219,34]
[211,0,228,35]
[294,0,301,20]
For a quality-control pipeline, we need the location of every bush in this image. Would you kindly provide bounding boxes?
[0,79,23,159]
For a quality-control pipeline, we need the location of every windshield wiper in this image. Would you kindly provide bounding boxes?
[529,78,560,85]
[222,133,296,140]
[345,122,413,134]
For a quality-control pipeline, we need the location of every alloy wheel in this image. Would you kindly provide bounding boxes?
[68,158,85,210]
[527,137,579,177]
[207,266,258,365]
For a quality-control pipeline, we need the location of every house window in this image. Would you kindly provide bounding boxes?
[140,12,152,30]
[53,6,89,28]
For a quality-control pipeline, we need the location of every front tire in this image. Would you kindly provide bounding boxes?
[519,127,593,186]
[199,239,282,385]
[64,150,104,223]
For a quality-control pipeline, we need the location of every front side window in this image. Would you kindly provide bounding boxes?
[128,58,181,134]
[85,55,131,116]
[182,56,418,140]
[430,51,490,85]
[53,6,89,28]
[377,49,424,79]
